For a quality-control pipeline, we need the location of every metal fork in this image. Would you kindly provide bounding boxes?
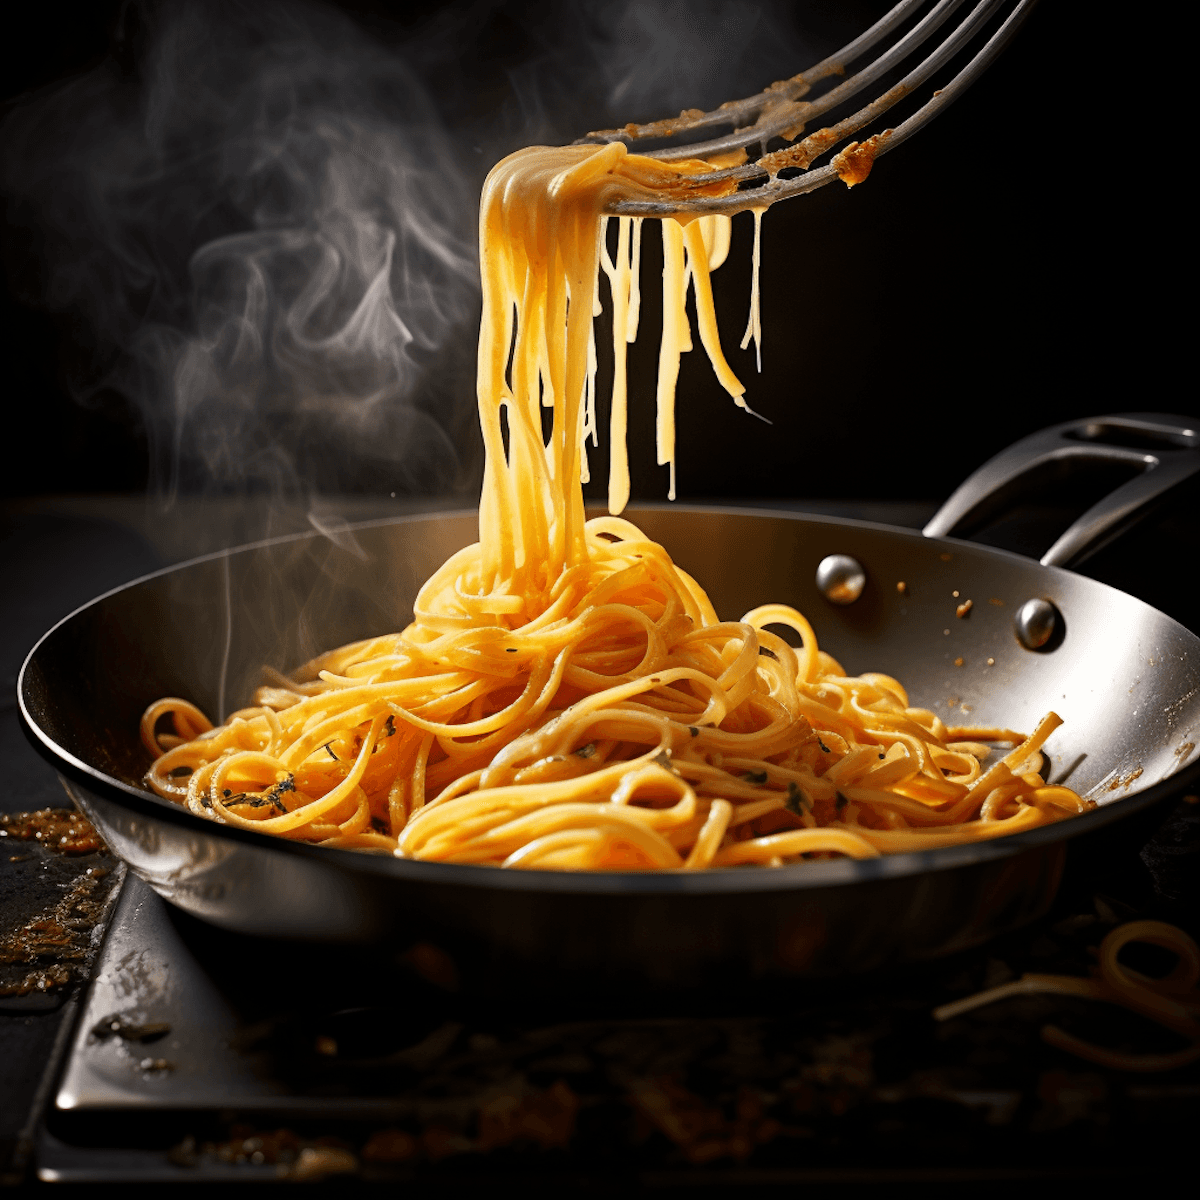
[579,0,1036,217]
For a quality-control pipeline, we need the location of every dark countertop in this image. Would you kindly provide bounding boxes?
[3,494,1198,1190]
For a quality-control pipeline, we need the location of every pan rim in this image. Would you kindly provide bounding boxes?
[18,504,1200,898]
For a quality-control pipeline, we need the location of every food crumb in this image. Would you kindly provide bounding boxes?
[940,553,953,562]
[952,590,960,598]
[956,599,973,619]
[989,597,1004,607]
[1105,768,1144,792]
[288,1147,358,1182]
[832,132,889,186]
[943,629,950,636]
[986,657,995,666]
[896,581,907,595]
[954,657,964,667]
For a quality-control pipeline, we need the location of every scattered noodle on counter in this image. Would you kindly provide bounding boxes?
[934,921,1200,1072]
[143,143,1091,870]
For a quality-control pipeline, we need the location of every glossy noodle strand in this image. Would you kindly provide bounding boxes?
[144,144,1090,869]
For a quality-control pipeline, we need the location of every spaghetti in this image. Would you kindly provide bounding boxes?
[143,143,1091,870]
[934,921,1200,1072]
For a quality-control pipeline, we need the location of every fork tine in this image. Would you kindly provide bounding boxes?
[647,0,974,164]
[581,0,927,150]
[871,0,1036,157]
[605,0,1037,218]
[770,0,1010,174]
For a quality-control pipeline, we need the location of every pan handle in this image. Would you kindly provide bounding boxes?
[922,413,1200,568]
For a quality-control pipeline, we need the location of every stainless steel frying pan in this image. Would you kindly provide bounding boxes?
[18,413,1200,985]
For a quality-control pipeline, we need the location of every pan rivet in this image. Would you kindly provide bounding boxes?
[816,555,866,605]
[1015,598,1059,650]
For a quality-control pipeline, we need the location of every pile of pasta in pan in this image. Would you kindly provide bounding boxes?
[144,143,1091,870]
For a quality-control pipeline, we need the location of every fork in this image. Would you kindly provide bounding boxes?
[577,0,1036,217]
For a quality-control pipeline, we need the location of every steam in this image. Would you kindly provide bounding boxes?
[2,0,479,504]
[1,0,814,511]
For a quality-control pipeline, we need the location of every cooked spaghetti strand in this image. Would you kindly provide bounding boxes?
[143,144,1089,872]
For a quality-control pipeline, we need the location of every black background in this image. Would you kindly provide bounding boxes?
[0,1,1183,508]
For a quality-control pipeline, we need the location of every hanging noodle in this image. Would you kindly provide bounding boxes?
[142,143,1092,870]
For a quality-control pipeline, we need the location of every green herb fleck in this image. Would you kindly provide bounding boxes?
[272,785,295,808]
[785,781,811,815]
[816,736,831,754]
[742,770,768,785]
[688,726,700,738]
[262,775,296,814]
[835,791,849,811]
[575,742,597,759]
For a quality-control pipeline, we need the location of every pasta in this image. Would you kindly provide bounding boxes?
[143,143,1091,870]
[934,920,1200,1072]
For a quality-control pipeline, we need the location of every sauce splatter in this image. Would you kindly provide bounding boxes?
[0,808,105,855]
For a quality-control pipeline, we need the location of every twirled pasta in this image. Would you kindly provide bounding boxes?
[143,144,1090,869]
